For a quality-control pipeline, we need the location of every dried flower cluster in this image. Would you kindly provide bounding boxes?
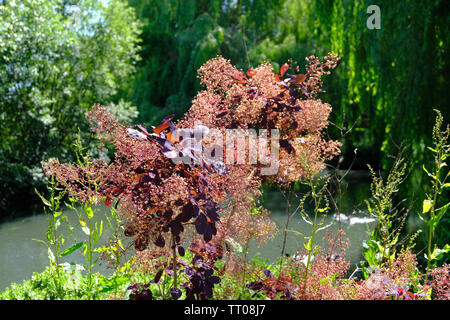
[427,263,450,300]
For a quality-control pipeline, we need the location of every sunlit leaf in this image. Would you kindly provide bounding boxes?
[48,247,55,263]
[423,199,433,213]
[85,206,94,220]
[280,63,289,77]
[35,189,51,207]
[82,225,90,236]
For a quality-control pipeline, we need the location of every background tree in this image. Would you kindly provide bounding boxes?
[0,0,141,219]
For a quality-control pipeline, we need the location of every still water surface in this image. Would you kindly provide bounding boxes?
[0,171,381,290]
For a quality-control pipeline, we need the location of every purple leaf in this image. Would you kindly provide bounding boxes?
[204,243,217,254]
[129,288,152,300]
[195,214,207,235]
[216,111,229,118]
[177,246,185,257]
[263,269,274,278]
[161,114,175,123]
[170,220,184,237]
[170,288,182,300]
[204,269,213,277]
[154,234,165,248]
[208,276,221,284]
[183,267,195,276]
[284,288,293,300]
[178,258,188,266]
[152,269,163,284]
[203,228,212,242]
[280,139,293,154]
[137,124,149,134]
[180,202,194,222]
[246,281,263,291]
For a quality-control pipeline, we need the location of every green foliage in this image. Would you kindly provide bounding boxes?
[0,0,141,218]
[298,170,332,287]
[0,263,132,300]
[34,176,69,298]
[363,157,408,272]
[125,0,286,124]
[418,110,450,279]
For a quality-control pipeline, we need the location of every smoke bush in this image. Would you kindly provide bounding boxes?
[45,54,341,299]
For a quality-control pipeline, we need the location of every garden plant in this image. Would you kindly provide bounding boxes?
[1,54,448,301]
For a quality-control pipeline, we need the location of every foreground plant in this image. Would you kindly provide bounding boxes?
[362,156,408,273]
[298,170,332,292]
[34,176,68,299]
[420,110,450,281]
[244,231,443,300]
[43,54,341,299]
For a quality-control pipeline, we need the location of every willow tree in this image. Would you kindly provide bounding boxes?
[125,0,285,124]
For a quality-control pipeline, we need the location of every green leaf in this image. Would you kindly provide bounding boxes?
[48,247,55,263]
[99,220,103,238]
[429,203,450,229]
[54,219,61,230]
[65,202,75,210]
[61,242,83,257]
[87,250,92,264]
[81,225,90,236]
[94,246,116,253]
[46,221,52,242]
[85,206,94,220]
[93,223,98,243]
[120,257,136,273]
[423,199,433,213]
[304,237,313,251]
[429,244,450,261]
[35,189,51,207]
[423,165,436,180]
[118,239,125,251]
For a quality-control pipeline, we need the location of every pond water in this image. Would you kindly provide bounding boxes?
[249,170,377,265]
[0,170,412,291]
